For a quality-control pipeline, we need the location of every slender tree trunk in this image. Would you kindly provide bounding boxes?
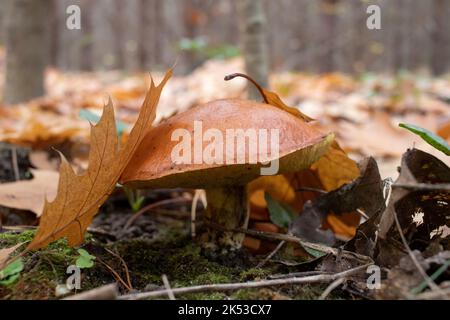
[3,0,49,104]
[237,0,269,100]
[318,0,338,73]
[431,0,447,75]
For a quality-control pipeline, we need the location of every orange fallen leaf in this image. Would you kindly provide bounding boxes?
[262,88,314,122]
[325,213,359,239]
[438,120,450,140]
[310,141,360,191]
[28,69,172,250]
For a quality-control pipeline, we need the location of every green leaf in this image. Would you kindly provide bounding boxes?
[303,247,327,258]
[132,196,145,212]
[0,258,24,285]
[75,249,96,269]
[79,109,128,136]
[265,193,296,228]
[399,123,450,156]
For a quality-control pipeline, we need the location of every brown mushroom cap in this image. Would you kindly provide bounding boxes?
[120,99,334,189]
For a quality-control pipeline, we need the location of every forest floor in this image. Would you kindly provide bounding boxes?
[0,206,347,300]
[0,58,449,300]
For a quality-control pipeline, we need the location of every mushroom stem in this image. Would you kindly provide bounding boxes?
[204,186,249,249]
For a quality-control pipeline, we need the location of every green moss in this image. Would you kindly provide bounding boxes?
[0,230,36,245]
[0,229,349,300]
[111,236,235,289]
[0,231,105,299]
[239,267,273,281]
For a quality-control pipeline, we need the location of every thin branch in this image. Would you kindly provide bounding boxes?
[415,286,450,300]
[162,274,175,300]
[295,187,327,194]
[269,271,331,279]
[356,208,370,220]
[64,284,118,300]
[119,264,370,300]
[319,277,345,300]
[11,146,19,181]
[206,222,373,264]
[256,240,285,268]
[97,257,132,292]
[104,248,133,291]
[393,183,450,192]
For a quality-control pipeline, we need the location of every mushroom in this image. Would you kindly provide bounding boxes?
[120,75,334,250]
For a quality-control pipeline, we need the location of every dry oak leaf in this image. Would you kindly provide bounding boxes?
[262,88,314,122]
[0,243,24,270]
[0,169,59,216]
[28,69,172,250]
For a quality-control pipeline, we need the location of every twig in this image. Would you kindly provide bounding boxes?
[11,146,19,181]
[64,284,118,300]
[356,209,370,220]
[269,271,331,279]
[1,225,37,232]
[296,187,327,194]
[415,287,450,300]
[393,183,450,192]
[86,227,117,239]
[119,264,370,300]
[104,248,133,291]
[206,222,373,264]
[124,197,191,229]
[393,209,448,298]
[319,277,345,300]
[97,257,132,292]
[256,240,285,268]
[162,274,176,300]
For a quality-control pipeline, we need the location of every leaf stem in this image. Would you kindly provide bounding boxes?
[224,72,269,103]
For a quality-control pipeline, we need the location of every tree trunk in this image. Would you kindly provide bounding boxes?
[318,0,338,73]
[3,0,49,104]
[431,0,447,75]
[237,0,269,100]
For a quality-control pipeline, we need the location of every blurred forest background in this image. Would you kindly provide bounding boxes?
[0,0,449,179]
[1,0,450,74]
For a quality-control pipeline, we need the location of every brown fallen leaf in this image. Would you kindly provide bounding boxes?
[377,148,450,267]
[438,119,450,140]
[291,158,384,244]
[262,88,314,122]
[28,69,172,250]
[29,150,60,171]
[0,169,59,216]
[337,111,416,158]
[0,243,24,270]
